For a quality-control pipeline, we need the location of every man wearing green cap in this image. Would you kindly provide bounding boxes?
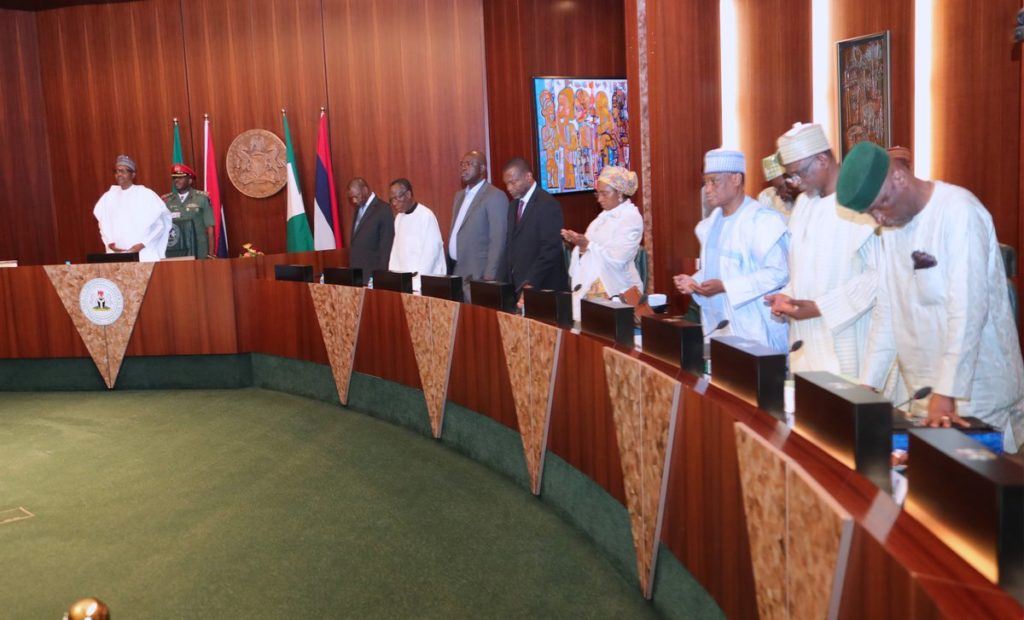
[838,141,1023,451]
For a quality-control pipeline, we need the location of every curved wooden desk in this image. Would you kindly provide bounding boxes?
[0,253,1019,618]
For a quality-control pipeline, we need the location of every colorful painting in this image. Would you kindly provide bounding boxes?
[532,77,629,194]
[836,32,891,159]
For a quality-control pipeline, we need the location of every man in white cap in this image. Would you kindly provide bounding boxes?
[757,152,796,222]
[838,141,1023,451]
[764,123,880,378]
[674,148,790,351]
[93,154,172,262]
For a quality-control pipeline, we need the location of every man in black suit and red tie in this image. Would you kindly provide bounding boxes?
[347,177,395,277]
[501,157,569,301]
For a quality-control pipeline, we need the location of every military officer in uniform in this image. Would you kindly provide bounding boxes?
[163,163,215,258]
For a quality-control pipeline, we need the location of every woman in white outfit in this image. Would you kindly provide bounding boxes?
[561,166,644,321]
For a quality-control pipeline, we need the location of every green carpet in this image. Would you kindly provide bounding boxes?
[0,388,661,618]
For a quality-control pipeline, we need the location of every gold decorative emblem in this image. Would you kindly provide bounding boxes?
[226,129,287,198]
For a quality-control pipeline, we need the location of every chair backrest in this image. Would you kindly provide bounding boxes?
[1000,244,1019,331]
[635,246,649,293]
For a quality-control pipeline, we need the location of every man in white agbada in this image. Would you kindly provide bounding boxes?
[93,155,172,262]
[387,178,446,292]
[757,152,796,222]
[674,149,789,352]
[561,165,644,321]
[838,141,1024,451]
[764,123,881,378]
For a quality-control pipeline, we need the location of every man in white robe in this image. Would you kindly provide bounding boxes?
[764,123,881,378]
[756,152,795,222]
[674,149,790,352]
[387,178,446,292]
[93,155,172,262]
[838,141,1024,451]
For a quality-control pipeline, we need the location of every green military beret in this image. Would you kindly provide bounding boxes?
[837,141,890,213]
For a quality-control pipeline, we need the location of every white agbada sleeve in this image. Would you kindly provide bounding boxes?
[932,203,989,399]
[721,207,789,308]
[137,187,172,261]
[813,224,879,334]
[861,250,897,389]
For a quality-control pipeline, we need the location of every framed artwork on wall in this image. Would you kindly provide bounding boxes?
[531,77,629,195]
[836,31,891,160]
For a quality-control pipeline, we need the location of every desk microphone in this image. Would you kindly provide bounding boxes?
[706,319,729,336]
[893,386,933,411]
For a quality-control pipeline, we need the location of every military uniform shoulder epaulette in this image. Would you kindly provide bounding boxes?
[193,189,209,197]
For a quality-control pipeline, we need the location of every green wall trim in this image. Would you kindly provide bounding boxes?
[0,355,250,391]
[0,353,720,617]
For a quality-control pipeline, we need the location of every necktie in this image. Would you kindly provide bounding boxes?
[354,204,367,232]
[516,199,525,224]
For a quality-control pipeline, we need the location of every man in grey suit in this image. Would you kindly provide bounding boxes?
[448,150,509,300]
[347,177,394,279]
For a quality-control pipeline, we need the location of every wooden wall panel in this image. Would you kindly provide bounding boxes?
[322,0,488,246]
[548,334,626,504]
[36,0,191,264]
[627,0,721,302]
[0,266,86,359]
[831,0,914,157]
[127,260,238,356]
[447,302,519,430]
[482,0,626,237]
[0,9,57,266]
[736,0,813,188]
[352,289,421,389]
[245,278,328,364]
[181,0,328,257]
[932,0,1021,252]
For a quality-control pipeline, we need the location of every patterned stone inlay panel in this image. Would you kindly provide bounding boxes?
[525,319,560,494]
[309,284,365,406]
[44,262,155,389]
[403,294,459,438]
[604,347,680,598]
[734,423,788,620]
[497,314,561,495]
[787,463,854,620]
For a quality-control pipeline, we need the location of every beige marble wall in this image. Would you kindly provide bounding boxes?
[44,263,155,389]
[496,314,562,495]
[402,294,460,438]
[603,347,681,598]
[309,284,365,406]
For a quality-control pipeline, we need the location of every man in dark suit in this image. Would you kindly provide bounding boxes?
[501,157,569,299]
[347,177,394,277]
[448,150,509,301]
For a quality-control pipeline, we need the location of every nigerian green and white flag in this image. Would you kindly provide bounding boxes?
[282,110,314,252]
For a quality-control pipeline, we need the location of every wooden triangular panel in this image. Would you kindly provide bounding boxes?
[603,347,681,598]
[637,362,681,598]
[402,295,459,438]
[43,263,155,389]
[309,284,365,406]
[787,463,854,620]
[734,423,788,620]
[497,314,561,495]
[525,319,560,495]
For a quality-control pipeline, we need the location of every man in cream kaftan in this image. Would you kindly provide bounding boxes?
[766,124,880,379]
[839,142,1024,451]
